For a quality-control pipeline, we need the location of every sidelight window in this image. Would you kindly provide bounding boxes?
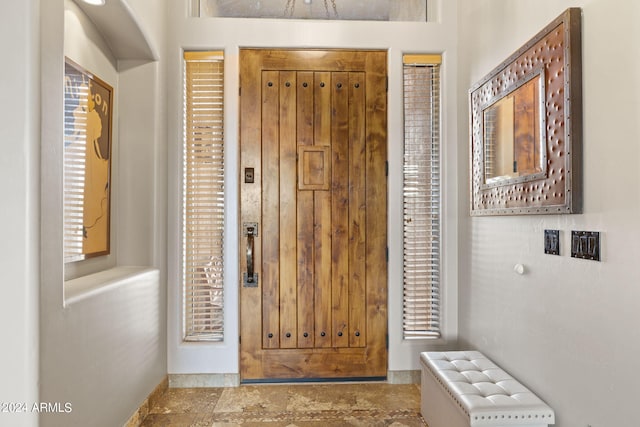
[183,51,225,341]
[402,54,441,339]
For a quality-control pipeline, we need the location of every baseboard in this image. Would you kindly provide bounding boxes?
[387,370,421,384]
[166,372,416,387]
[169,373,241,388]
[123,376,168,427]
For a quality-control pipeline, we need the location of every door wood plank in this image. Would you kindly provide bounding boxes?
[296,71,315,349]
[257,49,369,72]
[279,71,298,349]
[256,348,382,378]
[364,52,388,368]
[331,72,350,349]
[261,70,281,349]
[313,71,333,349]
[348,72,367,348]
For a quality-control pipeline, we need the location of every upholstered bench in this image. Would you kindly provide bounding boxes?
[420,351,555,427]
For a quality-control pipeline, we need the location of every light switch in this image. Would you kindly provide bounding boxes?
[544,229,560,255]
[571,231,600,261]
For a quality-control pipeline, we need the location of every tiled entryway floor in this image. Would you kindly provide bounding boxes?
[141,383,426,426]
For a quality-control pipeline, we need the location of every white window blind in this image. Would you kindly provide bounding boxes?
[183,51,225,341]
[63,74,88,263]
[402,54,441,339]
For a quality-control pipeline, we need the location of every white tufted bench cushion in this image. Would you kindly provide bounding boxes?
[420,351,555,427]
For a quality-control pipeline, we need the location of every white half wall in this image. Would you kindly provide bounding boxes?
[458,0,640,425]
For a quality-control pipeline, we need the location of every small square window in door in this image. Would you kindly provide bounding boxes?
[298,145,331,191]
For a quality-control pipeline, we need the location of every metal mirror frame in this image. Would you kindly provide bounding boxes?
[469,8,582,216]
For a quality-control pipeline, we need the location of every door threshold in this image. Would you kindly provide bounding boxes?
[241,376,387,385]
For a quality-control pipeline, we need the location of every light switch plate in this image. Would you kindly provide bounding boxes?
[571,231,600,261]
[544,229,560,255]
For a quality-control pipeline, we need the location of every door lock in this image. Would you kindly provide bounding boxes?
[244,167,255,183]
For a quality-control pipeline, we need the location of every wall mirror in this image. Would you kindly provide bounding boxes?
[470,8,582,215]
[483,69,545,188]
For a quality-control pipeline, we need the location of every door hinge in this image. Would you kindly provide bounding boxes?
[385,333,389,350]
[385,75,388,92]
[239,335,241,344]
[386,246,389,263]
[239,87,241,96]
[385,161,388,177]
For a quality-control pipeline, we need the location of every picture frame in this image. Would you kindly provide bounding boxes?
[63,57,114,262]
[469,8,582,216]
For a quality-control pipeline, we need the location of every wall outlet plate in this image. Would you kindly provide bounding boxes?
[544,229,560,255]
[571,231,600,261]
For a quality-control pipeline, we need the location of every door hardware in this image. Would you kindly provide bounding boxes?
[244,167,255,183]
[243,223,259,287]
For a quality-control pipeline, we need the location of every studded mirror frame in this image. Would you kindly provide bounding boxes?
[470,8,582,216]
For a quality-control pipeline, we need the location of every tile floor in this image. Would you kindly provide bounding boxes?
[140,382,426,426]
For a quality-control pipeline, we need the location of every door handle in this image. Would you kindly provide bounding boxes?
[243,223,258,287]
[246,230,255,282]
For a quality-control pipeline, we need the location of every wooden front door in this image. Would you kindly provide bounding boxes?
[239,49,387,381]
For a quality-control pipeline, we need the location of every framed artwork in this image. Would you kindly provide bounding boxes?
[63,57,113,262]
[469,8,582,215]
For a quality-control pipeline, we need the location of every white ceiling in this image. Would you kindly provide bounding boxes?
[199,0,427,21]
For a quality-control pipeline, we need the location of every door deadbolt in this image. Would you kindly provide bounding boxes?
[244,167,255,183]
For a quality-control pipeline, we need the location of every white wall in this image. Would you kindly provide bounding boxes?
[0,1,40,426]
[38,0,167,426]
[167,0,460,377]
[458,0,640,425]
